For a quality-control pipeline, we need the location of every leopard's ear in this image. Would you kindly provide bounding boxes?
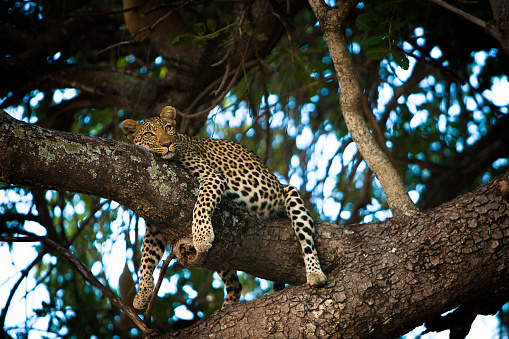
[121,119,140,141]
[160,106,177,125]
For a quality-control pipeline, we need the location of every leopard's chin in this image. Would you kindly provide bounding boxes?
[162,151,175,159]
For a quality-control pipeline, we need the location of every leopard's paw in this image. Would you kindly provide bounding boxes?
[193,225,214,253]
[133,289,153,309]
[221,298,238,310]
[194,238,213,253]
[307,271,327,288]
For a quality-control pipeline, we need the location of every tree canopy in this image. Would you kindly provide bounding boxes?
[1,0,509,338]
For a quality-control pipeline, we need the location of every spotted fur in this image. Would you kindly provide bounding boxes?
[121,106,327,309]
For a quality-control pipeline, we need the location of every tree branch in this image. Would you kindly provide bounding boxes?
[307,0,419,218]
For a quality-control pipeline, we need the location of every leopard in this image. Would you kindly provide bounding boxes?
[121,106,327,309]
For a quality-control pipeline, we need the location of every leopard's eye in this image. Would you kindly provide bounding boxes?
[164,125,172,132]
[143,131,154,137]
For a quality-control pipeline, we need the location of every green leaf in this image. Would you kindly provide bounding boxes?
[391,47,410,70]
[364,43,390,60]
[194,22,206,36]
[171,33,196,47]
[362,35,385,47]
[356,13,371,32]
[224,14,231,25]
[192,37,206,45]
[207,18,217,32]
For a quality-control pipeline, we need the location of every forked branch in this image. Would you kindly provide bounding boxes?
[308,0,419,218]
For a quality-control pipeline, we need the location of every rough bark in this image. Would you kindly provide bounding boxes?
[2,111,509,338]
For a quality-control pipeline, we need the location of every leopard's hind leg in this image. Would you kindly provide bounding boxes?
[283,185,327,287]
[133,223,166,309]
[218,270,242,308]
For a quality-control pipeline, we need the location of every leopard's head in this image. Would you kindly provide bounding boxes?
[121,106,179,159]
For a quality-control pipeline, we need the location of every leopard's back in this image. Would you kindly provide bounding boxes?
[177,138,286,219]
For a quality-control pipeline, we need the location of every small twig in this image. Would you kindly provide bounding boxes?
[179,34,255,119]
[96,40,139,57]
[428,0,486,28]
[130,9,175,41]
[0,236,148,332]
[143,252,176,326]
[181,59,258,121]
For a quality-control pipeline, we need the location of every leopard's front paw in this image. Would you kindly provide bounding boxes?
[133,288,153,309]
[193,237,214,253]
[193,224,214,253]
[307,270,327,288]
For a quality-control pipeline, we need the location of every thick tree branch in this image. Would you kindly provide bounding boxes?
[2,111,509,337]
[308,0,419,218]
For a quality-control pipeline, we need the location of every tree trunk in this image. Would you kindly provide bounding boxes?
[1,111,508,338]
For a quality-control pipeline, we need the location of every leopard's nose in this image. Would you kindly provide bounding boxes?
[161,142,171,147]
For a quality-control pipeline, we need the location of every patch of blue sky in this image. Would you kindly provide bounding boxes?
[301,103,315,124]
[437,114,447,133]
[285,117,298,137]
[493,158,508,169]
[322,197,341,220]
[408,190,420,204]
[25,221,47,236]
[464,96,478,111]
[430,46,443,59]
[342,142,357,165]
[305,171,318,192]
[183,284,198,299]
[403,313,500,339]
[212,272,223,289]
[30,91,44,107]
[447,101,461,117]
[466,122,481,145]
[160,274,179,296]
[322,177,337,198]
[407,93,426,113]
[289,172,304,190]
[374,209,392,221]
[375,83,394,115]
[394,56,417,86]
[339,210,351,220]
[435,82,444,95]
[323,134,341,160]
[409,110,429,130]
[366,198,382,213]
[483,76,509,107]
[269,110,285,129]
[386,110,398,133]
[456,140,464,153]
[174,305,194,320]
[351,42,361,54]
[266,93,279,106]
[296,125,314,149]
[102,234,127,290]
